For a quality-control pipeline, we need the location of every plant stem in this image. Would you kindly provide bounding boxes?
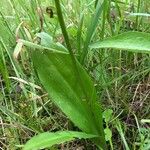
[135,0,141,30]
[54,0,73,55]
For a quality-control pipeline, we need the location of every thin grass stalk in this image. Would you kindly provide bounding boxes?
[107,0,114,35]
[0,47,10,92]
[135,0,141,30]
[54,0,72,54]
[100,0,108,40]
[0,38,29,99]
[76,13,84,55]
[80,0,105,64]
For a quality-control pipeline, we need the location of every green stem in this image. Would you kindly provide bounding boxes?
[54,0,73,55]
[135,0,141,30]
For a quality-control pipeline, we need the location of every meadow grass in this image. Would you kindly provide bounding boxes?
[0,0,150,149]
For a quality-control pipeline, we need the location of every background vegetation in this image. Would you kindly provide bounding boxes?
[0,0,150,149]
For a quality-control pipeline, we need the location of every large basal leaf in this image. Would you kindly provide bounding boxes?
[32,49,98,133]
[28,32,106,148]
[23,131,98,150]
[90,32,150,53]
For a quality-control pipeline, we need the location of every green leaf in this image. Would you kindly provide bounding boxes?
[103,109,113,123]
[36,32,68,52]
[31,34,97,134]
[90,32,150,53]
[23,32,106,149]
[23,131,97,150]
[104,128,112,141]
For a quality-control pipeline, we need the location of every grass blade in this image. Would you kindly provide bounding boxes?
[80,0,106,64]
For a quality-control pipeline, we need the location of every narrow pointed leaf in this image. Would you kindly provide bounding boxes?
[23,131,98,150]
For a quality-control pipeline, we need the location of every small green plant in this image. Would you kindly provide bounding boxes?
[103,109,113,150]
[1,0,150,149]
[22,1,150,149]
